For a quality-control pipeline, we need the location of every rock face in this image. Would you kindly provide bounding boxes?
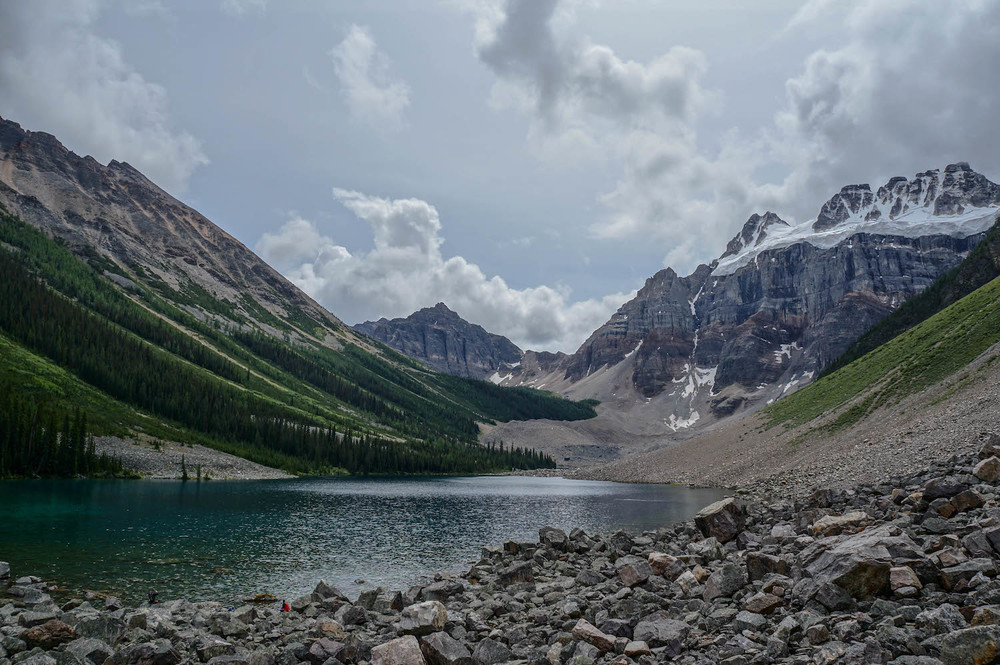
[354,304,522,380]
[494,164,1000,438]
[0,116,347,345]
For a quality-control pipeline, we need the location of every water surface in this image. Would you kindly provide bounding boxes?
[0,476,726,603]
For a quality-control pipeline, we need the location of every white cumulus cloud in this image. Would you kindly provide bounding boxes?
[330,25,411,131]
[256,189,631,352]
[0,0,208,194]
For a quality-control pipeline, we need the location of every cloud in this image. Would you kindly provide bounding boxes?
[467,0,1000,274]
[471,0,752,273]
[767,0,1000,220]
[0,0,207,193]
[256,189,632,352]
[330,25,411,131]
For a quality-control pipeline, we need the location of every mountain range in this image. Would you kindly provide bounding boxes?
[368,163,1000,464]
[0,115,598,476]
[3,111,999,475]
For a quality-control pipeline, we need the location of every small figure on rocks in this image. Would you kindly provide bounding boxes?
[147,589,159,605]
[280,599,290,612]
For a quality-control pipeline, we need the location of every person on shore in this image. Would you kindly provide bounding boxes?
[148,589,159,605]
[280,600,290,612]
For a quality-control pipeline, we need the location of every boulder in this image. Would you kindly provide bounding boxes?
[974,456,1000,482]
[746,552,787,581]
[313,580,348,602]
[0,561,9,579]
[633,611,689,655]
[617,560,651,588]
[419,632,473,665]
[538,527,568,551]
[703,562,747,601]
[743,592,782,614]
[399,601,447,637]
[624,642,650,658]
[648,553,684,580]
[916,604,967,636]
[306,638,345,665]
[372,636,427,665]
[498,562,533,586]
[72,615,127,646]
[22,620,77,650]
[335,604,368,626]
[571,620,615,653]
[939,626,1000,665]
[471,638,511,665]
[889,566,922,591]
[66,638,114,665]
[420,580,464,603]
[19,611,60,628]
[805,527,901,598]
[317,620,347,639]
[810,511,869,536]
[733,611,767,633]
[107,641,181,665]
[374,590,405,613]
[694,498,744,543]
[922,477,968,499]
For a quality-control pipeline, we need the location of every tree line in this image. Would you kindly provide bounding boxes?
[0,384,126,478]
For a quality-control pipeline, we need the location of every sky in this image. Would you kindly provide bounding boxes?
[1,0,999,352]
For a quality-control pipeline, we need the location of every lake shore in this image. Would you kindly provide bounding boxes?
[5,443,1000,665]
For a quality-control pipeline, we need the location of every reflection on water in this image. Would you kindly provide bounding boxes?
[0,476,726,603]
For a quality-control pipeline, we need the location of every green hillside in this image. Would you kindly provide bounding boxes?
[821,216,1000,377]
[766,273,1000,432]
[0,206,594,476]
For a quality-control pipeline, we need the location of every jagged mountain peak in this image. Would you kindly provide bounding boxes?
[715,163,1000,276]
[814,162,1000,231]
[721,211,789,259]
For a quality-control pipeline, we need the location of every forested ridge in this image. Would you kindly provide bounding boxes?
[0,206,589,475]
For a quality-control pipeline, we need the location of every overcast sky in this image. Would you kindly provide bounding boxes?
[2,0,998,352]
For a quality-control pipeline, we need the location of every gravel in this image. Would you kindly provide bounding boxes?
[94,437,293,480]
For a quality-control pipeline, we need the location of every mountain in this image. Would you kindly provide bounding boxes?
[580,268,1000,491]
[354,303,523,379]
[0,115,597,476]
[487,163,1000,463]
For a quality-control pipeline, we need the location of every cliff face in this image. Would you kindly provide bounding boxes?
[495,164,1000,435]
[0,116,346,342]
[354,303,523,379]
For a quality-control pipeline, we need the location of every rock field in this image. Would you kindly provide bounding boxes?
[7,438,1000,665]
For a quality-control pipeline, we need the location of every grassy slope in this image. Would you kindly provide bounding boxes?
[766,274,1000,432]
[0,207,596,472]
[821,216,1000,377]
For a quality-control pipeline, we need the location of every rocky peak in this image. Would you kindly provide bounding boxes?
[814,163,1000,231]
[354,305,522,380]
[0,114,345,342]
[721,211,789,259]
[814,184,875,231]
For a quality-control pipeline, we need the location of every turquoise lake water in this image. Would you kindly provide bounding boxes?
[0,476,726,603]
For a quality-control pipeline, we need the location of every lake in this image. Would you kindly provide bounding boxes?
[0,476,727,603]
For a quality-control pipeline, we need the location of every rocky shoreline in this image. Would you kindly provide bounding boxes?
[7,442,1000,665]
